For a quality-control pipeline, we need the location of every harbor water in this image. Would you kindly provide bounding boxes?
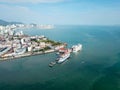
[0,25,120,90]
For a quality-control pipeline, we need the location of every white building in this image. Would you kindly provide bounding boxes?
[27,46,32,52]
[40,42,46,48]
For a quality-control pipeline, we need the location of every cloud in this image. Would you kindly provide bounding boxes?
[0,4,41,23]
[0,0,65,3]
[0,4,63,24]
[0,1,120,25]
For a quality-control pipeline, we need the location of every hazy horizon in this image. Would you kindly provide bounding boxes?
[0,0,120,25]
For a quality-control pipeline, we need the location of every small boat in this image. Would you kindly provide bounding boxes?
[49,61,56,67]
[72,44,82,52]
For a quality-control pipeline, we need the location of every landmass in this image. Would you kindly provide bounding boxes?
[0,22,65,61]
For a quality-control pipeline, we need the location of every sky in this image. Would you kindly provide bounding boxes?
[0,0,120,25]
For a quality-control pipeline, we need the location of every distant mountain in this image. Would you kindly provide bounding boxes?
[0,19,23,26]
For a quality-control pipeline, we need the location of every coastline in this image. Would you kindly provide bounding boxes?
[0,24,66,62]
[0,49,55,61]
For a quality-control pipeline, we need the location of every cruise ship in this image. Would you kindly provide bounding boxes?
[72,44,82,52]
[57,48,71,63]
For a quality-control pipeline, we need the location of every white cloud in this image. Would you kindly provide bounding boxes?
[0,1,120,25]
[0,4,61,24]
[0,0,65,3]
[0,4,40,23]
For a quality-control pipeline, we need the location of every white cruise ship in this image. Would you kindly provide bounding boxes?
[72,44,82,52]
[57,48,71,63]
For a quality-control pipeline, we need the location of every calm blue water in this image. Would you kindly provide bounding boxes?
[0,25,120,90]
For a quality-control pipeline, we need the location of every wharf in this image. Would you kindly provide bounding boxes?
[0,49,55,61]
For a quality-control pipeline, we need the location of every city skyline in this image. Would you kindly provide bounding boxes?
[0,0,120,25]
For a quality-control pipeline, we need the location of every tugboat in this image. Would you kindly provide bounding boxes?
[49,61,56,67]
[56,48,71,63]
[72,44,82,52]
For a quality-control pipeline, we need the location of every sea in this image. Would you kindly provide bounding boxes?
[0,25,120,90]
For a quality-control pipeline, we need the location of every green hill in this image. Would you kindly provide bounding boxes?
[0,19,23,26]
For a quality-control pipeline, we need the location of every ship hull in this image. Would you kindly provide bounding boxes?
[57,53,70,63]
[72,44,82,52]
